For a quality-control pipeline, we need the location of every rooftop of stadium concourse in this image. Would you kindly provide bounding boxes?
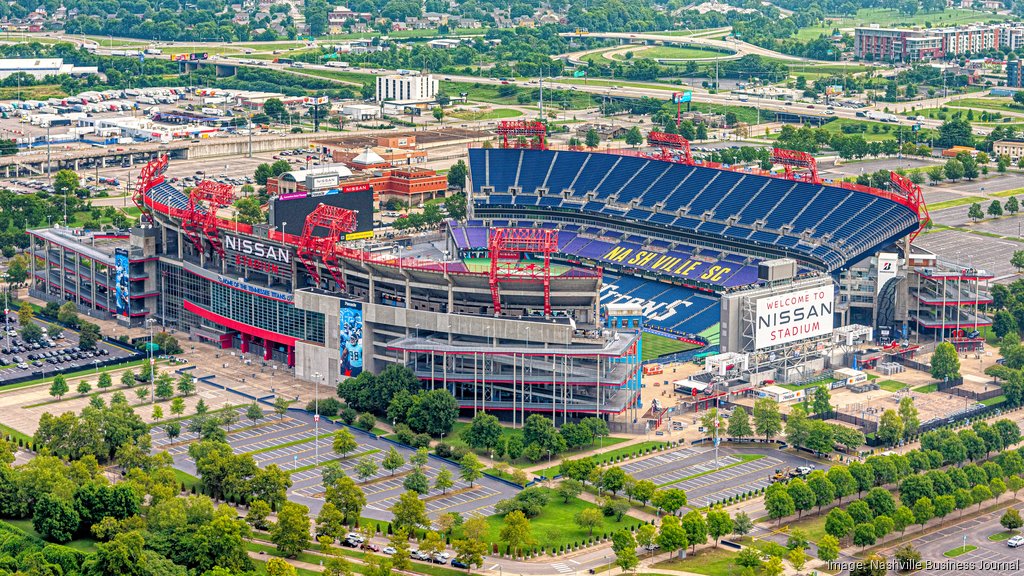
[408,354,639,388]
[386,331,640,358]
[29,227,133,263]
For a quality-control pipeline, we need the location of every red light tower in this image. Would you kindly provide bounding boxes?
[496,120,547,150]
[295,204,358,291]
[889,171,930,243]
[488,227,558,317]
[182,180,235,258]
[770,147,820,184]
[646,131,694,165]
[132,154,169,218]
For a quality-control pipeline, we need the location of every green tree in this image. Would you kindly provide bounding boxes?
[234,197,265,225]
[403,467,430,495]
[1012,251,1024,273]
[807,471,836,512]
[1001,508,1023,532]
[49,375,69,400]
[391,491,428,533]
[464,412,503,450]
[447,160,468,190]
[32,493,79,543]
[913,497,935,526]
[77,379,92,395]
[705,506,732,547]
[680,510,708,552]
[434,467,454,494]
[1007,196,1020,215]
[931,341,961,380]
[500,509,535,557]
[332,429,358,459]
[968,202,984,221]
[316,502,348,542]
[898,396,920,439]
[651,488,687,516]
[753,398,782,441]
[574,507,602,537]
[324,475,366,525]
[945,158,965,181]
[611,529,639,572]
[247,500,272,530]
[893,505,915,535]
[585,128,600,149]
[382,446,405,476]
[264,99,286,121]
[656,515,688,558]
[460,453,484,487]
[271,502,311,558]
[726,406,752,439]
[877,409,904,447]
[787,479,815,518]
[825,507,854,540]
[989,200,1005,217]
[811,384,831,417]
[432,106,444,124]
[853,523,876,548]
[155,374,174,401]
[818,534,840,562]
[97,372,113,390]
[624,126,643,147]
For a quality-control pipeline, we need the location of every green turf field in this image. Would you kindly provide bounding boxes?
[641,332,701,361]
[463,258,572,275]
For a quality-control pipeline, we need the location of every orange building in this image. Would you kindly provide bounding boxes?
[266,164,447,206]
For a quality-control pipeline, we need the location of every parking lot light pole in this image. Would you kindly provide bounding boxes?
[147,318,155,403]
[313,371,321,466]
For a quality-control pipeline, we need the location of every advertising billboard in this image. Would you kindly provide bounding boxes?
[114,249,130,317]
[269,185,374,236]
[672,91,692,104]
[339,300,363,378]
[754,285,834,349]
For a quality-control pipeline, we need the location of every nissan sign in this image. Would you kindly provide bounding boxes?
[224,234,292,264]
[754,285,834,349]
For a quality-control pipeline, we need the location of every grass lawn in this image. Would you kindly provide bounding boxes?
[447,108,522,121]
[944,544,977,558]
[795,25,839,41]
[877,380,909,392]
[945,97,1023,115]
[982,394,1007,406]
[537,441,669,478]
[818,118,902,142]
[483,488,642,551]
[913,383,939,393]
[447,420,629,468]
[989,530,1016,541]
[642,332,701,362]
[651,545,739,576]
[928,196,989,210]
[615,46,733,60]
[780,513,828,544]
[6,519,99,553]
[161,45,242,56]
[0,84,66,100]
[840,8,1009,28]
[173,469,201,491]
[290,68,376,86]
[777,377,836,391]
[992,187,1024,198]
[243,432,335,455]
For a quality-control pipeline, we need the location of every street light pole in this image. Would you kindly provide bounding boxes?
[147,319,155,403]
[314,371,321,466]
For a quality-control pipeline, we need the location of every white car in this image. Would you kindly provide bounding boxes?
[382,547,396,555]
[1008,535,1024,548]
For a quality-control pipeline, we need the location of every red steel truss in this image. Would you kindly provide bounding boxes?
[497,120,547,150]
[182,180,235,258]
[770,147,820,184]
[295,204,358,290]
[133,154,169,218]
[646,131,694,165]
[488,227,558,316]
[889,171,930,243]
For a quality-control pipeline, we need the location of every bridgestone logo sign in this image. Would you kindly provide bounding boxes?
[754,285,834,349]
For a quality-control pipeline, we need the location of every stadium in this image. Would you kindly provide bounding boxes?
[26,120,966,426]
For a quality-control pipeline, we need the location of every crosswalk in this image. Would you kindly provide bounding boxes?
[550,563,573,574]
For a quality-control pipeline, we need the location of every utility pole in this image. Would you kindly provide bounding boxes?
[539,74,544,120]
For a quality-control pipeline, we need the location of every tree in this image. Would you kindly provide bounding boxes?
[1008,196,1020,215]
[332,429,358,459]
[76,379,92,395]
[827,466,857,503]
[432,467,454,495]
[382,447,405,476]
[787,479,815,518]
[585,128,600,149]
[624,126,643,148]
[266,558,297,576]
[611,529,639,572]
[155,374,174,401]
[5,253,28,284]
[785,405,810,449]
[705,507,732,546]
[57,301,80,327]
[32,493,79,543]
[726,406,752,439]
[912,497,934,526]
[49,375,69,400]
[500,510,534,557]
[432,106,444,124]
[464,412,503,450]
[788,547,807,572]
[97,372,113,390]
[444,191,467,220]
[968,202,984,221]
[165,421,181,441]
[853,523,876,548]
[447,160,468,191]
[945,158,965,181]
[316,502,348,543]
[121,369,135,388]
[403,467,430,495]
[811,384,831,417]
[248,499,272,530]
[272,502,311,558]
[234,197,265,225]
[898,396,920,439]
[453,536,488,572]
[574,507,602,537]
[931,341,961,380]
[1002,508,1023,532]
[407,389,459,436]
[877,410,904,447]
[325,476,366,525]
[78,322,101,350]
[807,471,836,512]
[680,510,708,552]
[169,397,185,417]
[264,98,286,121]
[651,488,687,516]
[391,491,428,533]
[177,374,196,397]
[866,487,896,517]
[938,118,973,148]
[825,508,854,540]
[894,544,922,573]
[989,199,1005,217]
[752,398,782,441]
[893,505,915,535]
[460,453,484,487]
[557,478,583,503]
[655,515,688,559]
[354,456,378,482]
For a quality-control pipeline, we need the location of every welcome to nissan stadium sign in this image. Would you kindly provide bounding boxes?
[754,285,834,350]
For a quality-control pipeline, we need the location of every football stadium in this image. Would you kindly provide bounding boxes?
[27,120,990,425]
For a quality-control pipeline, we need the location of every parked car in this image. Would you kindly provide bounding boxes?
[1009,535,1024,548]
[382,547,396,555]
[451,559,469,569]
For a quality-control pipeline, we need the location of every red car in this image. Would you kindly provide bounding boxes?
[363,543,381,553]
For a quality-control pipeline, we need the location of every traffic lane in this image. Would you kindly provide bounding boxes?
[907,507,1024,576]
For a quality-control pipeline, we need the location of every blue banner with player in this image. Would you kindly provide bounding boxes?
[114,249,130,316]
[339,300,364,378]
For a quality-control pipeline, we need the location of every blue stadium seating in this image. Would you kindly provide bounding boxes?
[469,148,920,273]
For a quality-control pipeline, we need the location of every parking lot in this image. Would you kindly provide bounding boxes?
[895,505,1024,575]
[622,444,821,508]
[0,318,135,382]
[153,404,519,520]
